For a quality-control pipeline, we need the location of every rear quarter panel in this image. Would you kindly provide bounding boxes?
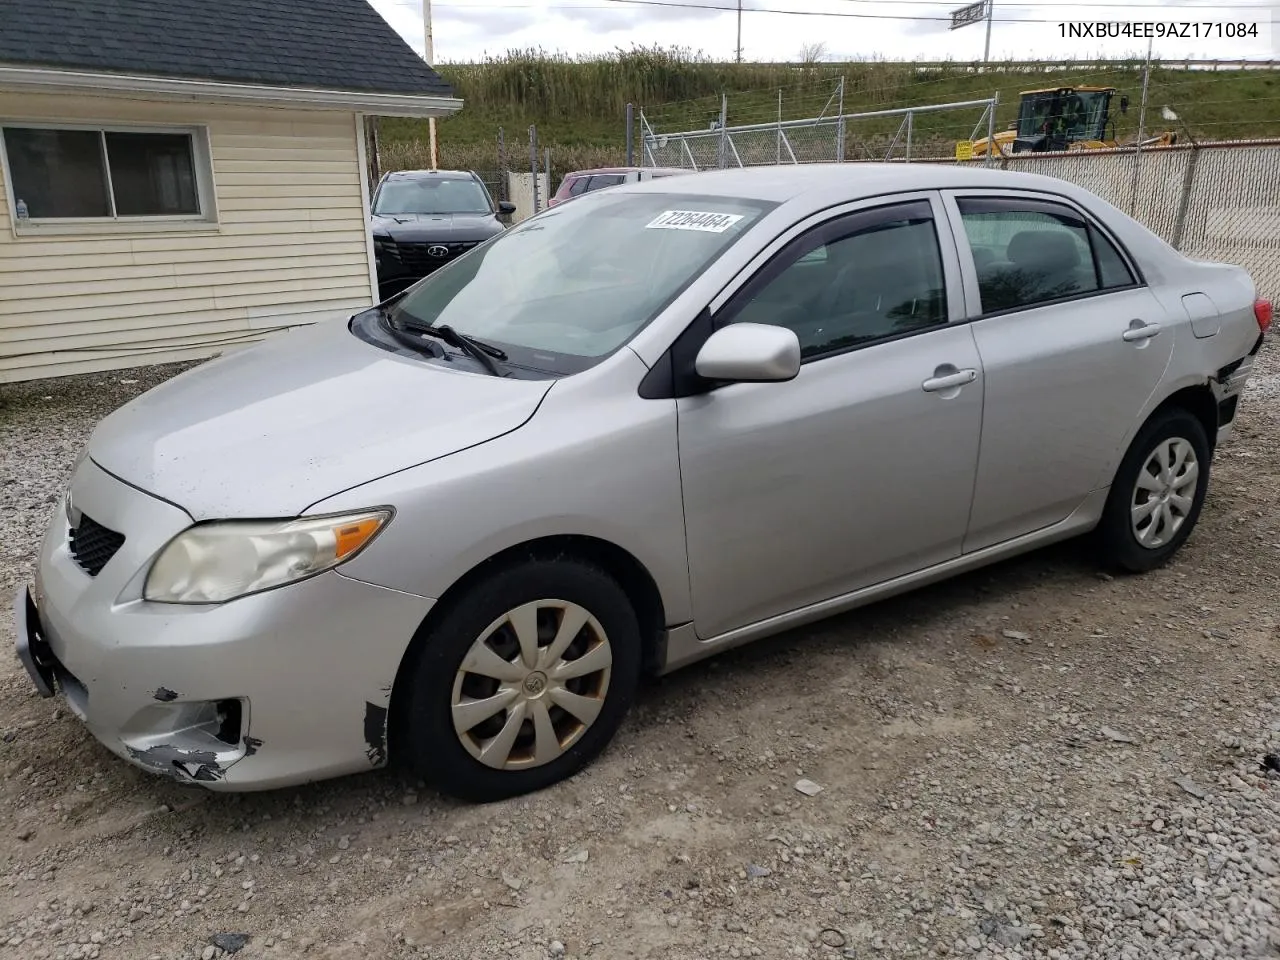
[1060,184,1263,483]
[1141,258,1260,393]
[1109,255,1261,480]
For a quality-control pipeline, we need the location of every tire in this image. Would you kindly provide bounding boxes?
[396,558,642,803]
[1096,407,1211,574]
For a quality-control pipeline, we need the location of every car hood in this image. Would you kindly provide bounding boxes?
[371,213,504,243]
[86,318,553,521]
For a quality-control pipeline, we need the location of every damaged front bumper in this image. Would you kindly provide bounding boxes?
[15,458,434,791]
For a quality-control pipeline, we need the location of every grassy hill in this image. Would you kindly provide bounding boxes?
[374,47,1280,180]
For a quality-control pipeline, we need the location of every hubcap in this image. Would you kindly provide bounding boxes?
[1131,437,1199,549]
[450,600,612,771]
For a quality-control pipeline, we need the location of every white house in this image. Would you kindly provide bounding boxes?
[0,0,462,383]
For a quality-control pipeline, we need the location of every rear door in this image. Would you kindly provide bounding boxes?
[940,189,1175,553]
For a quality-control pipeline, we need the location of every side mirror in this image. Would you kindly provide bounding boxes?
[497,200,517,216]
[694,323,801,384]
[1120,96,1129,114]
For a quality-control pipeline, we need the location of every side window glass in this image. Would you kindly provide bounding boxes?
[586,174,626,192]
[1090,224,1136,289]
[567,177,590,197]
[728,206,948,359]
[956,199,1099,313]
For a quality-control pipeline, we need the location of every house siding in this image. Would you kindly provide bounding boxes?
[0,92,376,382]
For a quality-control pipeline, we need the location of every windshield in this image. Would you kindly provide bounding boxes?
[386,190,774,374]
[1017,91,1109,140]
[374,177,493,216]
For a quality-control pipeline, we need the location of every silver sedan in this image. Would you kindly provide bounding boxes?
[14,163,1271,802]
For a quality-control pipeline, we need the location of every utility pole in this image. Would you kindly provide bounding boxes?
[1129,35,1153,215]
[736,0,743,63]
[983,0,994,64]
[424,0,438,168]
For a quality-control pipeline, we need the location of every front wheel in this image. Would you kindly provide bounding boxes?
[1096,407,1211,573]
[397,558,642,802]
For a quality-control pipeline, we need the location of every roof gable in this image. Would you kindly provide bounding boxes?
[0,0,454,98]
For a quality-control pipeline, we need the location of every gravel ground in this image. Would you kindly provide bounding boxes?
[1,345,1278,960]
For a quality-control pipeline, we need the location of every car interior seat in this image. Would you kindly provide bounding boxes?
[1005,229,1087,300]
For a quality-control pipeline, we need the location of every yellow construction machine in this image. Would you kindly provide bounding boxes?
[961,86,1177,159]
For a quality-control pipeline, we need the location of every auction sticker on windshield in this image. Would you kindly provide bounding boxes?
[646,210,746,233]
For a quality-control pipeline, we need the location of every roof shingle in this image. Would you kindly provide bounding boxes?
[0,0,454,99]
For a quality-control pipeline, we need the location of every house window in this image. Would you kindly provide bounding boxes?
[2,124,212,223]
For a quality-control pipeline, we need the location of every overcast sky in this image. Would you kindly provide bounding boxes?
[370,0,1277,64]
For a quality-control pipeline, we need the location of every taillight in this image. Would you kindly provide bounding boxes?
[1256,298,1273,333]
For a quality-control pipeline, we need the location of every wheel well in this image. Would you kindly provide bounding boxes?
[385,535,669,762]
[1149,384,1219,453]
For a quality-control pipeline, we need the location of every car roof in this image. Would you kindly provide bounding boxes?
[601,162,1180,289]
[564,167,636,176]
[384,169,476,180]
[566,166,697,176]
[607,162,1109,207]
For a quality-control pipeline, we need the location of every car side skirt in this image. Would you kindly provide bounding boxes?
[659,487,1110,675]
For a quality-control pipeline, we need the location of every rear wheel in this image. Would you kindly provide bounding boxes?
[397,559,641,802]
[1096,407,1211,573]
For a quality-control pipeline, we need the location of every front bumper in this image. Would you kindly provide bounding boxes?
[15,458,434,791]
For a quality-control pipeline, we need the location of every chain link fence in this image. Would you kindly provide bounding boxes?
[640,91,999,169]
[640,94,1280,301]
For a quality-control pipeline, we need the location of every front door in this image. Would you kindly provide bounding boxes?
[675,196,986,640]
[943,191,1176,552]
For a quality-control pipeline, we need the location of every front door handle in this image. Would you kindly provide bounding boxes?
[1122,319,1162,342]
[922,367,978,393]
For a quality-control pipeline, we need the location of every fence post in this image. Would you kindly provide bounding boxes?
[718,93,728,169]
[496,126,507,203]
[836,76,846,162]
[905,110,913,162]
[985,92,997,168]
[1170,144,1200,250]
[626,103,635,166]
[639,107,648,166]
[529,125,539,214]
[544,147,551,201]
[776,89,782,164]
[1130,39,1153,215]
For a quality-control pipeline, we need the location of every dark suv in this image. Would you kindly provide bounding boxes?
[370,169,516,300]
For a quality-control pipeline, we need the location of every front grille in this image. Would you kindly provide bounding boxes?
[383,240,481,273]
[69,514,125,577]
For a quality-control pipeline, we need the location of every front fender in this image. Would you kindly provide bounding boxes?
[307,352,693,626]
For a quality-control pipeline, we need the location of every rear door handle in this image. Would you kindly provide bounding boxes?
[922,368,978,392]
[1123,319,1161,342]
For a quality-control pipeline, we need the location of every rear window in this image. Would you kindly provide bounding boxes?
[586,174,628,191]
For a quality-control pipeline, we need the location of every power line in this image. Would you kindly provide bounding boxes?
[600,0,1277,23]
[436,0,1277,12]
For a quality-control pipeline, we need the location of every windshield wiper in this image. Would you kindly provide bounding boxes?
[382,316,447,359]
[391,317,509,377]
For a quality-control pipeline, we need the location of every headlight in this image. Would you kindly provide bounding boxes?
[143,509,392,604]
